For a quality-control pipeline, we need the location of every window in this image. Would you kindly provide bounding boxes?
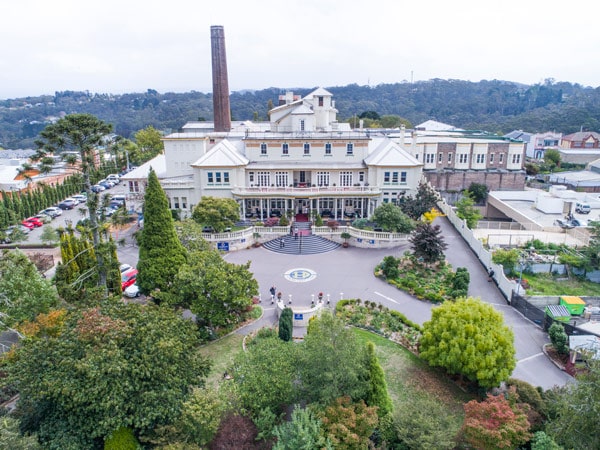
[215,172,222,183]
[318,96,324,107]
[512,154,521,164]
[260,143,267,155]
[317,171,330,186]
[325,142,332,155]
[339,171,353,186]
[282,143,289,155]
[489,154,494,164]
[392,172,399,183]
[128,180,140,193]
[300,120,305,131]
[384,172,390,183]
[173,197,180,209]
[459,154,468,164]
[257,171,270,186]
[181,197,187,209]
[207,172,214,183]
[275,171,288,187]
[223,172,230,184]
[499,153,504,163]
[304,143,310,155]
[425,153,435,164]
[476,154,485,164]
[249,171,254,183]
[400,172,407,183]
[359,171,365,182]
[346,143,354,155]
[438,153,443,163]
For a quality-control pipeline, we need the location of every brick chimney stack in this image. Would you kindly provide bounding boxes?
[210,25,231,132]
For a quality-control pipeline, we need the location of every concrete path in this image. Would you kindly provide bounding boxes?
[224,217,573,390]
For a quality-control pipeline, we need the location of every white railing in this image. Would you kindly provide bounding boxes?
[232,185,381,196]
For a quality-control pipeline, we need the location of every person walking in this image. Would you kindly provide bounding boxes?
[280,237,285,248]
[269,285,276,301]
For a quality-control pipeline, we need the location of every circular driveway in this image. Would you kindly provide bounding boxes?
[224,217,573,390]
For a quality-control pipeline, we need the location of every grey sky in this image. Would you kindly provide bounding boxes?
[1,0,598,100]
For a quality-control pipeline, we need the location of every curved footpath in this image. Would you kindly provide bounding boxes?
[224,216,573,390]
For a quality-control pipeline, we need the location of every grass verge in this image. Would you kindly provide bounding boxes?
[198,333,244,388]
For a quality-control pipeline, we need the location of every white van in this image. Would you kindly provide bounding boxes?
[106,174,120,183]
[575,202,591,214]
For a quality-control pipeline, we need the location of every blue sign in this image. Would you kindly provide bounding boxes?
[356,238,363,243]
[217,242,229,251]
[369,239,375,244]
[294,313,303,320]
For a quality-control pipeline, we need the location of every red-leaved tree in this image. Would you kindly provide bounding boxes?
[462,391,531,449]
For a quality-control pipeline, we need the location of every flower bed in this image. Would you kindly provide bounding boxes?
[336,299,421,354]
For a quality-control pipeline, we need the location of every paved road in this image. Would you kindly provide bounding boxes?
[224,217,572,390]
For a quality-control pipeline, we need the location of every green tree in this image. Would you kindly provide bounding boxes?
[104,427,140,450]
[191,196,240,232]
[272,406,332,450]
[0,416,42,450]
[492,248,520,274]
[173,248,257,330]
[455,191,482,229]
[467,182,489,204]
[544,149,561,169]
[137,168,187,296]
[420,297,516,388]
[544,360,600,449]
[134,125,164,159]
[409,223,448,264]
[371,202,414,233]
[450,267,470,299]
[9,302,210,448]
[399,180,440,220]
[39,225,59,245]
[390,394,458,450]
[279,307,293,342]
[0,249,59,327]
[299,311,369,404]
[232,333,298,414]
[34,114,113,292]
[548,322,569,355]
[462,392,532,450]
[365,341,392,417]
[531,431,562,450]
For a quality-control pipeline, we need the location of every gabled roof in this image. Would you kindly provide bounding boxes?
[121,154,166,180]
[306,87,333,98]
[365,138,421,167]
[562,131,600,141]
[290,104,314,115]
[191,139,248,168]
[505,130,531,142]
[415,120,462,131]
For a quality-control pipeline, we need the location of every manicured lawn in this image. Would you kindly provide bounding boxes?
[524,272,600,296]
[352,328,472,431]
[198,333,245,388]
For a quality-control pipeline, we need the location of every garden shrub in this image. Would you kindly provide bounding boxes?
[104,427,140,450]
[548,322,569,355]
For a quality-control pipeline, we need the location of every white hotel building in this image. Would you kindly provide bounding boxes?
[155,88,423,220]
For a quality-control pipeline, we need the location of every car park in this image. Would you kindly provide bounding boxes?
[121,268,138,290]
[124,284,141,298]
[41,207,62,217]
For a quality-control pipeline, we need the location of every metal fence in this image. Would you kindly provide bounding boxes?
[511,292,546,327]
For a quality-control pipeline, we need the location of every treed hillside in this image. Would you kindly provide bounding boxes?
[1,79,600,149]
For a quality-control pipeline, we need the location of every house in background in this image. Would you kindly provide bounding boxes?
[558,131,600,164]
[505,130,561,160]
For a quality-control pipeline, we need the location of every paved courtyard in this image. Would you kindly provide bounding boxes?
[224,217,573,390]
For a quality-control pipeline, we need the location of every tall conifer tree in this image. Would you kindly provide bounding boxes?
[137,168,187,296]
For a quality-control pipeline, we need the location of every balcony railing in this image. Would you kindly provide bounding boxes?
[232,185,381,197]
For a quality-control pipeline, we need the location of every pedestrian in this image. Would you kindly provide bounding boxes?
[488,267,495,282]
[280,237,285,248]
[270,285,276,300]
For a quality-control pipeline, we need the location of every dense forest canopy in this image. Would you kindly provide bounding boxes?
[1,79,599,149]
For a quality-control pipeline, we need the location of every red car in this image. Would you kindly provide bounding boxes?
[21,220,36,230]
[24,217,44,228]
[121,268,138,290]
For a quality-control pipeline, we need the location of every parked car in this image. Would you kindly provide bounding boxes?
[121,268,138,290]
[1,226,29,243]
[23,217,44,228]
[570,218,588,227]
[33,213,53,224]
[202,226,215,233]
[575,202,591,214]
[71,194,87,203]
[124,284,141,298]
[91,184,106,193]
[555,218,575,229]
[106,174,120,183]
[57,199,77,210]
[21,220,36,230]
[40,207,62,217]
[119,263,133,273]
[98,180,115,189]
